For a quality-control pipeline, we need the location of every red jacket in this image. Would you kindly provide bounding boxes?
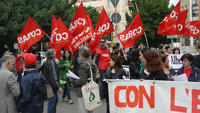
[96,47,110,70]
[16,56,23,71]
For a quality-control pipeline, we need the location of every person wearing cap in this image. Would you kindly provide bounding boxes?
[17,53,46,113]
[0,55,20,113]
[40,49,62,113]
[95,38,111,99]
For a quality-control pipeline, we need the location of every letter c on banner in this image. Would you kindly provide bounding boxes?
[62,32,68,40]
[115,86,127,108]
[56,33,62,41]
[35,29,41,36]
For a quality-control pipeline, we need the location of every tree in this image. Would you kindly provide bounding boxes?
[126,0,173,48]
[0,0,99,52]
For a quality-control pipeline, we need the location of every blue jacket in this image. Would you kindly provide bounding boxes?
[177,66,200,82]
[18,69,46,113]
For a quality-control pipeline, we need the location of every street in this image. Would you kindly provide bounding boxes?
[44,89,107,113]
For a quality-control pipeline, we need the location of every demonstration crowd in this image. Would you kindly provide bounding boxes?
[1,38,200,113]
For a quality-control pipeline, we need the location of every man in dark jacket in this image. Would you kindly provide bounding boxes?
[70,47,97,113]
[40,49,62,113]
[177,53,200,82]
[18,53,46,113]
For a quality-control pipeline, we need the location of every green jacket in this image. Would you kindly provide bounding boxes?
[58,57,71,81]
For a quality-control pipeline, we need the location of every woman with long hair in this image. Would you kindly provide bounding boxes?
[101,55,128,113]
[58,50,73,104]
[160,53,176,80]
[143,50,168,80]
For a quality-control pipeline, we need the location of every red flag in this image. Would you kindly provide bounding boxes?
[88,8,114,54]
[157,0,181,35]
[175,10,188,34]
[65,2,92,53]
[69,13,94,53]
[49,15,58,48]
[117,13,145,49]
[86,13,94,32]
[181,20,200,38]
[17,17,45,52]
[161,10,188,35]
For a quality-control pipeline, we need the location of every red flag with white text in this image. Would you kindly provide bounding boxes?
[181,20,200,38]
[66,2,92,53]
[157,0,181,35]
[17,17,45,52]
[88,8,114,54]
[49,15,58,48]
[117,13,145,49]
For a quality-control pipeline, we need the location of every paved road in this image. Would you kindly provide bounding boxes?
[44,90,107,113]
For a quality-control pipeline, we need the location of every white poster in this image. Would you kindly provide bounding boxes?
[108,80,200,113]
[168,54,183,70]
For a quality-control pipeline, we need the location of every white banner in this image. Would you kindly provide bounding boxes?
[108,80,200,113]
[168,54,183,70]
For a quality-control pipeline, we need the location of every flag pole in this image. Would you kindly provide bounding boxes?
[134,1,149,48]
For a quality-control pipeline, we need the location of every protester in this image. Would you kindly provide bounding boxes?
[160,53,176,80]
[165,46,172,55]
[143,50,168,80]
[129,48,140,79]
[101,55,128,113]
[138,48,150,79]
[172,47,181,54]
[111,46,117,56]
[196,46,200,55]
[138,43,145,50]
[95,38,110,98]
[113,49,127,65]
[0,55,20,113]
[40,49,62,113]
[58,50,73,104]
[70,47,97,113]
[177,53,200,81]
[18,53,46,113]
[16,53,24,81]
[0,47,10,69]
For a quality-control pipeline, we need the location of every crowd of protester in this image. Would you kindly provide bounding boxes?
[0,41,200,113]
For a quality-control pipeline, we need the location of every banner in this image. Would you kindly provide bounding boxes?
[108,80,200,113]
[117,13,144,49]
[88,8,114,54]
[168,54,183,70]
[17,17,45,52]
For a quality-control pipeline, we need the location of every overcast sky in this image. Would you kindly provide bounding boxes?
[169,0,179,6]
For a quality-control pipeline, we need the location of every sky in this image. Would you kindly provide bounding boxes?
[169,0,179,7]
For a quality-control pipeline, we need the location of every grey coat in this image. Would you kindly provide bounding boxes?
[74,59,97,97]
[0,67,20,113]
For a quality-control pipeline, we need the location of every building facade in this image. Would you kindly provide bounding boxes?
[76,0,129,45]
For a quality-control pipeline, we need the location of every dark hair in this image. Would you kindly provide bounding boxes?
[197,46,200,49]
[130,48,139,62]
[181,53,193,62]
[172,48,180,54]
[111,55,122,69]
[63,50,71,61]
[165,46,170,50]
[160,53,168,63]
[113,46,117,51]
[79,47,90,58]
[113,50,120,56]
[143,50,163,73]
[25,63,37,69]
[116,43,120,48]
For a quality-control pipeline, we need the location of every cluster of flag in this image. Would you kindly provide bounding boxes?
[17,2,145,59]
[157,0,200,38]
